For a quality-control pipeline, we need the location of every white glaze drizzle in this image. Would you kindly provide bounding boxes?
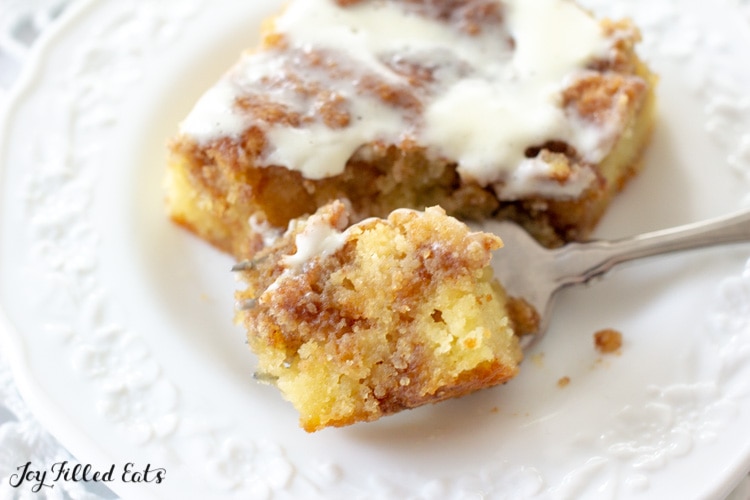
[281,212,348,270]
[180,0,627,198]
[248,214,283,247]
[274,207,418,279]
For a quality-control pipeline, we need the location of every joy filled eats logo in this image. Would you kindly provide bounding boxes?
[8,461,166,493]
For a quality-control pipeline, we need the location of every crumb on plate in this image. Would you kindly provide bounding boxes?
[594,328,623,354]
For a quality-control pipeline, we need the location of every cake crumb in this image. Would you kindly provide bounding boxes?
[506,296,540,336]
[531,352,545,368]
[557,376,571,388]
[594,328,622,354]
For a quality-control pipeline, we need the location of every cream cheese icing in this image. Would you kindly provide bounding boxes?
[179,0,626,198]
[278,207,422,273]
[282,214,348,270]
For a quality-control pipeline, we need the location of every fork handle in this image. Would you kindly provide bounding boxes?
[556,208,750,286]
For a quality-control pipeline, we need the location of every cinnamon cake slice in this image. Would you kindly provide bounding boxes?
[235,201,522,432]
[166,0,657,259]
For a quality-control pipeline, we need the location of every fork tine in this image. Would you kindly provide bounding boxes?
[232,260,256,272]
[237,297,258,310]
[253,371,278,384]
[231,255,269,272]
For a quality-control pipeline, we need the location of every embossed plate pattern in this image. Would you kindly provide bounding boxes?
[1,0,750,498]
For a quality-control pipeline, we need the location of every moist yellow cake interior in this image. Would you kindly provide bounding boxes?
[237,202,522,431]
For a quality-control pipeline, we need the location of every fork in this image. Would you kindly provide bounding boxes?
[489,208,750,348]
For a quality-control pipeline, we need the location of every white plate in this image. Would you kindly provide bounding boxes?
[2,0,750,498]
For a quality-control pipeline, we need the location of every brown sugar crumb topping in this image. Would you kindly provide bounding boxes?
[402,0,505,35]
[232,47,423,134]
[236,95,305,128]
[337,0,506,36]
[563,73,646,125]
[594,328,623,354]
[506,296,540,337]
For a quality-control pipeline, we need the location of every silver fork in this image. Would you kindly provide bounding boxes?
[489,208,750,348]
